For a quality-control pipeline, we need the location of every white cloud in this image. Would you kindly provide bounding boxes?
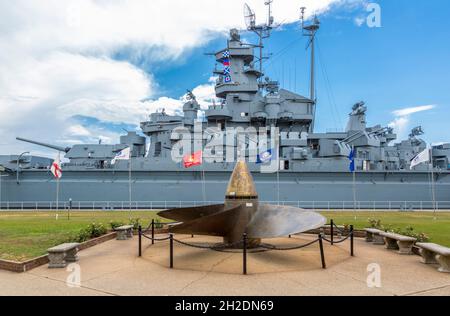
[392,105,436,117]
[389,105,436,139]
[0,0,352,156]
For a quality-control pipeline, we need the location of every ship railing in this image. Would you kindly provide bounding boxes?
[0,201,450,211]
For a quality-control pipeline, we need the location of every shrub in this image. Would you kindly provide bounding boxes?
[129,218,141,230]
[110,221,126,230]
[392,226,430,243]
[368,218,382,229]
[154,218,163,229]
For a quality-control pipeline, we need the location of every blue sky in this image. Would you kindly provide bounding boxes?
[1,0,449,156]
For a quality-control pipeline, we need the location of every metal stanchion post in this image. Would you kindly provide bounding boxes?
[243,233,248,275]
[151,219,155,245]
[350,225,354,257]
[169,234,174,269]
[330,219,334,245]
[138,225,142,257]
[319,234,326,269]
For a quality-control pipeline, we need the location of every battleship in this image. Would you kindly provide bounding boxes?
[1,3,449,210]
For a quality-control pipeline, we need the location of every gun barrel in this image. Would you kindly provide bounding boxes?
[16,137,70,153]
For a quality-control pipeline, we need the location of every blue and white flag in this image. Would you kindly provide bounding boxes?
[222,50,230,58]
[410,149,430,170]
[257,149,275,164]
[112,147,130,165]
[348,148,356,172]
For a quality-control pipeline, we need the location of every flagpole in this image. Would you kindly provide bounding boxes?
[201,151,206,205]
[56,152,60,214]
[352,146,357,220]
[129,150,132,216]
[430,148,437,219]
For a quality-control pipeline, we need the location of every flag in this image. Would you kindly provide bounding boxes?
[348,148,356,173]
[257,149,275,164]
[51,154,62,179]
[224,75,232,83]
[112,147,131,165]
[222,50,230,58]
[222,58,230,66]
[183,151,203,168]
[410,149,430,170]
[223,66,231,75]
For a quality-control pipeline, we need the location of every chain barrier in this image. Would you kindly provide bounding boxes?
[173,238,244,250]
[259,238,320,251]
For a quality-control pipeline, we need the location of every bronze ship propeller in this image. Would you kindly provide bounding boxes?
[158,161,326,248]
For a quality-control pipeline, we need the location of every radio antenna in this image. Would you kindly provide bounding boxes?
[300,6,320,132]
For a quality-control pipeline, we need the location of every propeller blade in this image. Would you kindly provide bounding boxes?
[168,205,243,237]
[246,204,326,239]
[158,204,225,223]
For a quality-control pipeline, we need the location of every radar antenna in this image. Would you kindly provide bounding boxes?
[244,3,256,30]
[300,6,320,133]
[243,1,274,82]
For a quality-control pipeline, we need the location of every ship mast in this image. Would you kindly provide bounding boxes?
[301,7,320,133]
[244,1,274,83]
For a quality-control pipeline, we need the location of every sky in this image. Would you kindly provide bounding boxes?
[0,0,449,157]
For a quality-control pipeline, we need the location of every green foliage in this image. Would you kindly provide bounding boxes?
[129,218,141,230]
[367,219,430,243]
[110,221,126,230]
[391,226,430,243]
[154,218,163,229]
[73,223,108,243]
[368,218,382,229]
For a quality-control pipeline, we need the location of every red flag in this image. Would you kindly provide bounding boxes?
[183,151,203,168]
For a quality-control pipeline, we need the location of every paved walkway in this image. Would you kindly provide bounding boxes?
[0,235,449,296]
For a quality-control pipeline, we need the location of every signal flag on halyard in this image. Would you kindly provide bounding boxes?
[410,149,430,170]
[348,148,356,172]
[51,154,62,179]
[183,151,203,169]
[112,147,131,165]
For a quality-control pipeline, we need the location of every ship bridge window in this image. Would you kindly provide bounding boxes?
[241,112,249,118]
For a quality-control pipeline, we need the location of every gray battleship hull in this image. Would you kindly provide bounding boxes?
[2,170,449,210]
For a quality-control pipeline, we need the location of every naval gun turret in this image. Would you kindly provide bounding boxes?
[16,137,71,153]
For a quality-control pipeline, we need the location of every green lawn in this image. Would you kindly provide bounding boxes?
[0,211,162,262]
[0,211,449,262]
[319,211,450,247]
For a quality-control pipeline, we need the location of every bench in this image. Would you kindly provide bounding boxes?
[379,232,417,255]
[416,243,450,273]
[47,243,80,269]
[116,225,134,240]
[365,228,385,245]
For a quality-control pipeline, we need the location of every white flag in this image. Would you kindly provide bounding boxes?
[51,154,62,179]
[410,149,430,170]
[112,147,131,165]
